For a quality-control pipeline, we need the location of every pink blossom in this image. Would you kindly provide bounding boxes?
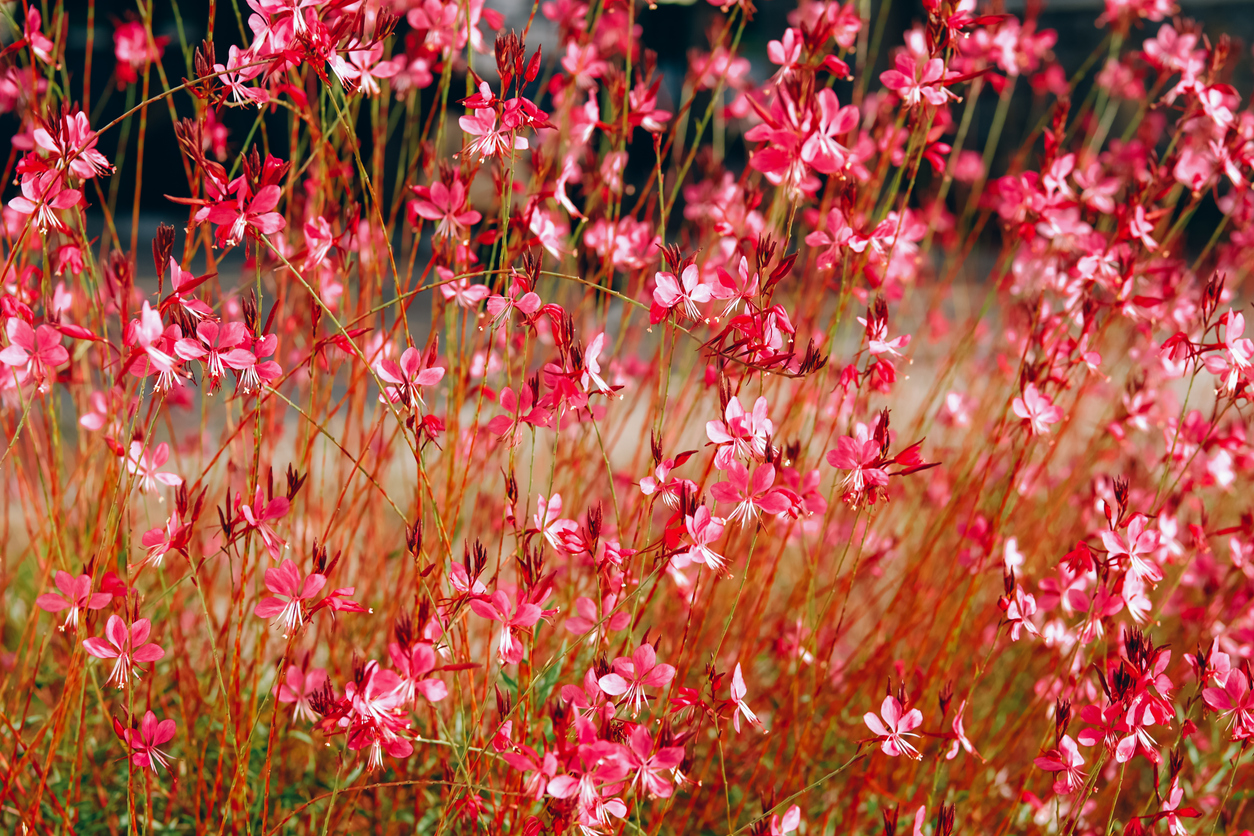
[83,615,165,688]
[864,695,923,758]
[35,571,112,630]
[598,643,676,717]
[1012,383,1064,435]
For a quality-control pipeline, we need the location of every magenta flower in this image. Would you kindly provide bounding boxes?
[387,641,449,706]
[1034,734,1086,794]
[470,590,543,665]
[113,710,176,772]
[711,461,791,525]
[275,666,328,723]
[1203,669,1254,738]
[597,643,676,718]
[35,571,112,630]
[205,184,285,248]
[83,615,165,688]
[863,695,923,759]
[622,725,685,799]
[0,319,70,389]
[253,560,327,635]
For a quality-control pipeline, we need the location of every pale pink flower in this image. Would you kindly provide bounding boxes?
[864,695,923,758]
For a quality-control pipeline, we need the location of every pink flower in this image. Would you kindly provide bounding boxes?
[564,596,630,639]
[1127,204,1158,250]
[24,9,55,65]
[8,171,81,232]
[0,319,69,389]
[387,642,449,706]
[275,666,328,723]
[946,699,983,761]
[800,89,859,173]
[35,571,112,630]
[652,264,711,322]
[880,54,955,107]
[769,805,802,836]
[439,274,491,308]
[1012,383,1064,435]
[1100,513,1163,586]
[826,430,890,502]
[83,615,165,688]
[125,441,182,494]
[711,461,791,525]
[1203,669,1254,738]
[138,509,189,569]
[706,395,774,468]
[676,505,728,574]
[237,487,290,560]
[410,179,481,242]
[459,108,528,161]
[33,111,114,179]
[1034,734,1086,794]
[158,258,215,321]
[470,590,543,665]
[374,346,445,412]
[1000,584,1040,641]
[863,695,923,758]
[730,662,765,733]
[114,711,176,772]
[214,45,268,107]
[622,725,684,798]
[205,184,285,248]
[175,320,255,393]
[253,560,328,635]
[113,21,167,86]
[534,493,578,551]
[598,643,676,717]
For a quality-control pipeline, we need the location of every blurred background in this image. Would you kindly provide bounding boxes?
[2,0,1252,262]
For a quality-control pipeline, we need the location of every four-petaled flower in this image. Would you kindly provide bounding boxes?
[113,711,176,772]
[375,346,445,412]
[1013,383,1064,435]
[652,264,712,323]
[35,571,112,630]
[470,590,543,665]
[598,643,676,718]
[864,695,923,759]
[254,559,327,635]
[83,615,165,688]
[1034,734,1086,795]
[711,461,791,525]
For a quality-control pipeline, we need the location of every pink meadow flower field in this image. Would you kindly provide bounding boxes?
[1,0,1254,833]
